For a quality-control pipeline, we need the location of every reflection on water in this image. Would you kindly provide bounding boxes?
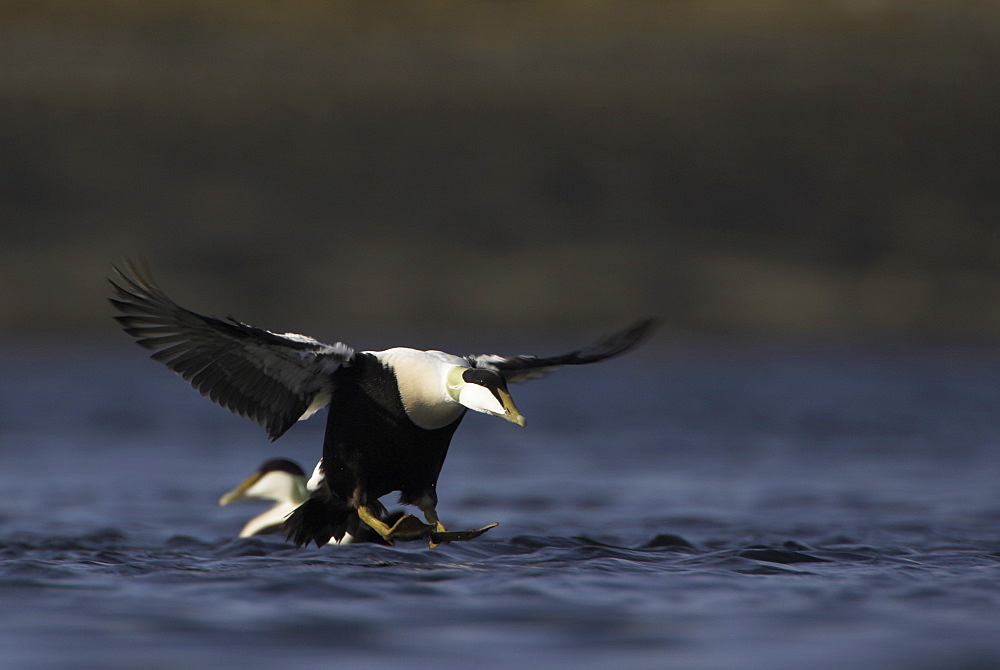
[1,343,1000,669]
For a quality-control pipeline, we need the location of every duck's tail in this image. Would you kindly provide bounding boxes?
[283,494,388,547]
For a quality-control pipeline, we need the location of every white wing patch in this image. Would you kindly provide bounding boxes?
[298,388,332,421]
[306,459,325,492]
[273,332,354,359]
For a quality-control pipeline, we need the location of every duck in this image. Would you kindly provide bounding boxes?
[109,261,654,548]
[219,458,401,545]
[219,458,312,539]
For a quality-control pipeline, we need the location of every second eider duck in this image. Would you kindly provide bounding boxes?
[220,458,401,545]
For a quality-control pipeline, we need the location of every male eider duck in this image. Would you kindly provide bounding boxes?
[219,458,313,539]
[220,458,402,544]
[109,261,654,548]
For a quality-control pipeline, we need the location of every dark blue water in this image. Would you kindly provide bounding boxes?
[3,341,1000,669]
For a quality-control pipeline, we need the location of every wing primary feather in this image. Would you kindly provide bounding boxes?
[468,318,655,383]
[108,260,353,440]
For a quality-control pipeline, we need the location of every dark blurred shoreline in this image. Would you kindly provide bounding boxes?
[2,2,998,340]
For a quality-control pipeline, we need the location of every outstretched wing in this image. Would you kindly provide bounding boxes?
[108,260,354,440]
[466,318,655,383]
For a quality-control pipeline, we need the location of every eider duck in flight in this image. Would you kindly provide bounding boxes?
[109,261,654,547]
[219,458,402,544]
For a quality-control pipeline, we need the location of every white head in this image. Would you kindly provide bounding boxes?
[219,459,309,507]
[447,367,527,427]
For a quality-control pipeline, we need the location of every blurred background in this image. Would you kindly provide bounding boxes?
[2,0,998,344]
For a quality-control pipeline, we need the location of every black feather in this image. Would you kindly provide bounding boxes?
[108,260,354,440]
[467,318,656,383]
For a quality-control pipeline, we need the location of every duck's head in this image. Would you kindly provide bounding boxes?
[219,458,308,506]
[447,367,527,427]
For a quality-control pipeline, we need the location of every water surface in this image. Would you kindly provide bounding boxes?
[2,343,999,669]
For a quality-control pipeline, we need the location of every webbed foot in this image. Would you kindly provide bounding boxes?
[381,515,438,542]
[429,522,499,546]
[358,506,498,546]
[421,506,499,547]
[357,506,424,544]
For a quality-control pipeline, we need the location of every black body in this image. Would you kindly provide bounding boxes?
[285,354,465,546]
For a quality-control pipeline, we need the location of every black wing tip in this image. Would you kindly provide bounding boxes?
[626,317,658,347]
[107,258,167,311]
[588,317,658,358]
[625,317,657,340]
[109,257,154,288]
[267,425,289,442]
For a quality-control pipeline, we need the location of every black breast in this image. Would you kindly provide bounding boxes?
[321,353,465,507]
